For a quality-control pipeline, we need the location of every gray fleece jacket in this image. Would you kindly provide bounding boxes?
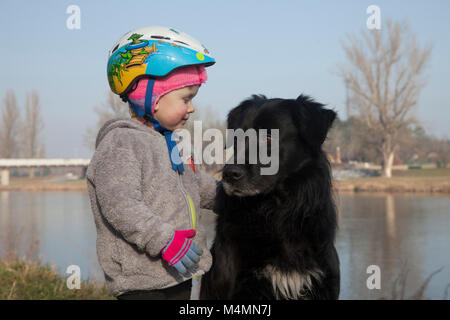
[86,118,217,297]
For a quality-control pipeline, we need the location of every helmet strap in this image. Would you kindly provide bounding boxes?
[144,77,155,119]
[141,77,184,174]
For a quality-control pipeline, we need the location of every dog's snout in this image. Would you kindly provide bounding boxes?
[223,166,244,181]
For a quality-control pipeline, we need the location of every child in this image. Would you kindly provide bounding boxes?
[86,26,218,300]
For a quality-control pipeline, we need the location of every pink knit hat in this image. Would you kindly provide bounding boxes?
[127,65,207,114]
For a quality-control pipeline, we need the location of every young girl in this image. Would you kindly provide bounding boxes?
[86,26,217,300]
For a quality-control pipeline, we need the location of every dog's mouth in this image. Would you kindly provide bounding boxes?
[222,181,261,197]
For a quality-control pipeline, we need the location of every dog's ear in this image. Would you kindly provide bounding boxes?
[296,94,337,149]
[227,95,267,129]
[226,95,268,149]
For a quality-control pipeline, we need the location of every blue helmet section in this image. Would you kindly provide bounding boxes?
[143,41,215,77]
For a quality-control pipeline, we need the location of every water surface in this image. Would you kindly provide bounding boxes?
[0,191,449,299]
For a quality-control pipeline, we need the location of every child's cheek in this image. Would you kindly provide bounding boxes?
[174,104,188,120]
[166,105,187,125]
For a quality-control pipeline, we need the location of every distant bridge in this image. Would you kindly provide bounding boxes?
[0,158,90,186]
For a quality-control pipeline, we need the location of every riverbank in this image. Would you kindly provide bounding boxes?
[334,168,450,194]
[1,169,449,194]
[0,257,114,300]
[0,176,87,191]
[334,178,450,193]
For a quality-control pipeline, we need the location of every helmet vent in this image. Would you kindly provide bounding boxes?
[151,35,171,40]
[111,44,120,54]
[174,40,189,46]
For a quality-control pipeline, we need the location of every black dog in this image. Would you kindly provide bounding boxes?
[201,94,340,300]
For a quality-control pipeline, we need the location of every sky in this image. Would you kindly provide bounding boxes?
[1,0,449,158]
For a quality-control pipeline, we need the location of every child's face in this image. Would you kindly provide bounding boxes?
[153,85,199,131]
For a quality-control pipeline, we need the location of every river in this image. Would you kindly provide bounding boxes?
[0,191,449,299]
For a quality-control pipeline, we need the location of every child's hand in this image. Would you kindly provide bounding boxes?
[161,229,203,275]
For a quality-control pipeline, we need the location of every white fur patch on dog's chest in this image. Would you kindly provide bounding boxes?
[261,265,323,299]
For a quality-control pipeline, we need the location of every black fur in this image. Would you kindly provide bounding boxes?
[201,94,340,300]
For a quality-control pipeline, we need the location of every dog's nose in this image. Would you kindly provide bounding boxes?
[222,166,244,181]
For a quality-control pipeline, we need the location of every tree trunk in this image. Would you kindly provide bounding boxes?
[382,150,395,178]
[29,167,35,179]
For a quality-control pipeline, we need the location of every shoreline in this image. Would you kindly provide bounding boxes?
[0,177,88,192]
[333,177,450,194]
[1,175,449,194]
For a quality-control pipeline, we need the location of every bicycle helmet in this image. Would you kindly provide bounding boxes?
[107,26,215,97]
[106,26,215,173]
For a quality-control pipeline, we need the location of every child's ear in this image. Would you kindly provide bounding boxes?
[296,94,337,149]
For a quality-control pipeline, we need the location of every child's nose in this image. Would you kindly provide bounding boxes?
[187,102,195,113]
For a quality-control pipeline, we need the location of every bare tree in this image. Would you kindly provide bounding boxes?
[84,91,129,151]
[22,91,45,158]
[21,91,45,178]
[338,19,431,177]
[0,90,21,158]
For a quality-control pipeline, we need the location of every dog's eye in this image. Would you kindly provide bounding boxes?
[259,134,271,144]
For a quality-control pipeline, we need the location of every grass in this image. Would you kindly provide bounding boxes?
[0,258,115,300]
[379,263,450,300]
[0,217,114,300]
[0,246,114,300]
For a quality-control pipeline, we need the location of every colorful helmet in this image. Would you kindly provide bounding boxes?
[107,26,215,97]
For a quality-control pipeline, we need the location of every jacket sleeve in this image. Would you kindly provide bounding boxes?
[197,168,220,211]
[94,136,174,257]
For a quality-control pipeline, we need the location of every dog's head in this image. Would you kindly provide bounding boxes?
[222,94,336,197]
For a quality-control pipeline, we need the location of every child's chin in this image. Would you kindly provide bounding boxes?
[175,120,187,129]
[164,123,183,131]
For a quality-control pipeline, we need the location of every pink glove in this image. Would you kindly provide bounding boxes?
[161,229,203,275]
